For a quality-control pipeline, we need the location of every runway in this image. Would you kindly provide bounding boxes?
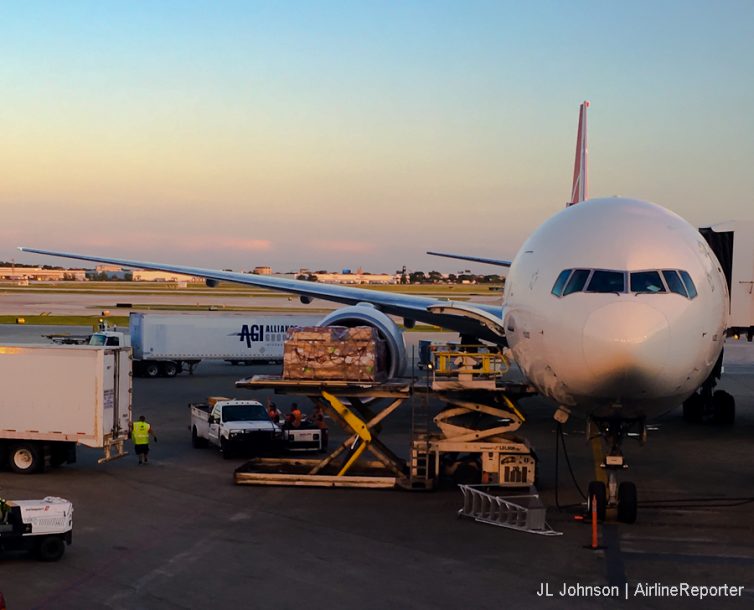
[1,324,753,608]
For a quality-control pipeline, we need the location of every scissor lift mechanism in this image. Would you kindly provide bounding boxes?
[234,378,414,488]
[234,347,537,490]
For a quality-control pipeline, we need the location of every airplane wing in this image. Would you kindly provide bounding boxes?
[426,251,512,268]
[19,247,507,344]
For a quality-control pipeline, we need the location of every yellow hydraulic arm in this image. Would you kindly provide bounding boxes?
[321,391,372,476]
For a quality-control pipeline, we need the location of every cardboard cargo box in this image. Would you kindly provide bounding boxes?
[283,326,387,381]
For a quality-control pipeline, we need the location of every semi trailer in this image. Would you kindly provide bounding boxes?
[89,312,321,377]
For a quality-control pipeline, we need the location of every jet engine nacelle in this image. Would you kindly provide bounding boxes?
[318,304,407,379]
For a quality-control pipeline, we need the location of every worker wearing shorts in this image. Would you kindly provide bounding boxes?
[131,415,157,464]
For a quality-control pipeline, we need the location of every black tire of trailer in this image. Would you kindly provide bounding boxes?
[35,535,66,561]
[161,361,179,377]
[8,442,43,474]
[143,361,161,378]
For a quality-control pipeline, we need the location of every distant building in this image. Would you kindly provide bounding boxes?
[131,270,202,282]
[0,267,87,281]
[252,266,272,275]
[93,264,130,280]
[309,272,398,285]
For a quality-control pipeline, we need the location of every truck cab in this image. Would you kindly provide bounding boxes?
[90,323,186,378]
[89,330,130,348]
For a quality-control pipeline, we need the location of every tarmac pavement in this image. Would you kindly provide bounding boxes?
[0,327,753,609]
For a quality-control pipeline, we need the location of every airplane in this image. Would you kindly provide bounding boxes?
[20,101,732,523]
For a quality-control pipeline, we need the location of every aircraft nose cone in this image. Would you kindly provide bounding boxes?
[582,301,670,392]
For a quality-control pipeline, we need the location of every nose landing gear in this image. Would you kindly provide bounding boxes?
[587,416,644,523]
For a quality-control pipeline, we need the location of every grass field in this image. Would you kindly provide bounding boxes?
[0,280,501,297]
[0,315,130,327]
[0,281,497,329]
[0,314,442,331]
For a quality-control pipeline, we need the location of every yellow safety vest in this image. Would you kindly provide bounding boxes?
[132,421,150,445]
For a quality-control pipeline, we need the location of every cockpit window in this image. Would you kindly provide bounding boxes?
[552,267,696,299]
[679,270,697,299]
[563,269,591,296]
[630,271,666,293]
[586,270,626,293]
[662,270,687,297]
[551,270,572,297]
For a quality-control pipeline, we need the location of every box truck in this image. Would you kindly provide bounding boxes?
[0,344,131,474]
[89,313,322,377]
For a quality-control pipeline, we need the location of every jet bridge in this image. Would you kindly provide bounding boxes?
[700,220,754,339]
[685,221,754,424]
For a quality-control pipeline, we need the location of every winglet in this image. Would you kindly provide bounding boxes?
[568,100,589,206]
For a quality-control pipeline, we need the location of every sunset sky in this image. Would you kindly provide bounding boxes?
[3,1,753,273]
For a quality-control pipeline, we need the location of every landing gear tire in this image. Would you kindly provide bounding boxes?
[617,481,638,524]
[36,536,66,562]
[713,390,735,425]
[9,443,42,474]
[144,362,160,378]
[162,361,178,378]
[682,393,703,423]
[587,480,607,522]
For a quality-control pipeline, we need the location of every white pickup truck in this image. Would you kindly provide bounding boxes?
[190,399,281,458]
[190,397,324,457]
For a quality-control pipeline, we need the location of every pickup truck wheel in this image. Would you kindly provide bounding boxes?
[36,535,66,561]
[221,438,233,459]
[9,443,42,474]
[144,362,160,378]
[162,362,178,377]
[191,426,207,448]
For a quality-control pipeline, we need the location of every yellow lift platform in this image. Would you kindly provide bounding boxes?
[233,345,537,490]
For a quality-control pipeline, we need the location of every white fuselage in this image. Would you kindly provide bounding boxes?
[503,197,729,420]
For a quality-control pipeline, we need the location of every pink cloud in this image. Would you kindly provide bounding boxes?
[75,233,271,253]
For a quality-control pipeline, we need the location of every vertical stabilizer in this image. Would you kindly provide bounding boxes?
[568,100,589,206]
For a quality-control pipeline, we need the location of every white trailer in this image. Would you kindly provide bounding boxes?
[90,313,321,377]
[0,344,131,473]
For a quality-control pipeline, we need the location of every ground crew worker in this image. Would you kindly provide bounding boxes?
[311,404,328,449]
[131,415,157,465]
[267,401,280,425]
[285,403,302,428]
